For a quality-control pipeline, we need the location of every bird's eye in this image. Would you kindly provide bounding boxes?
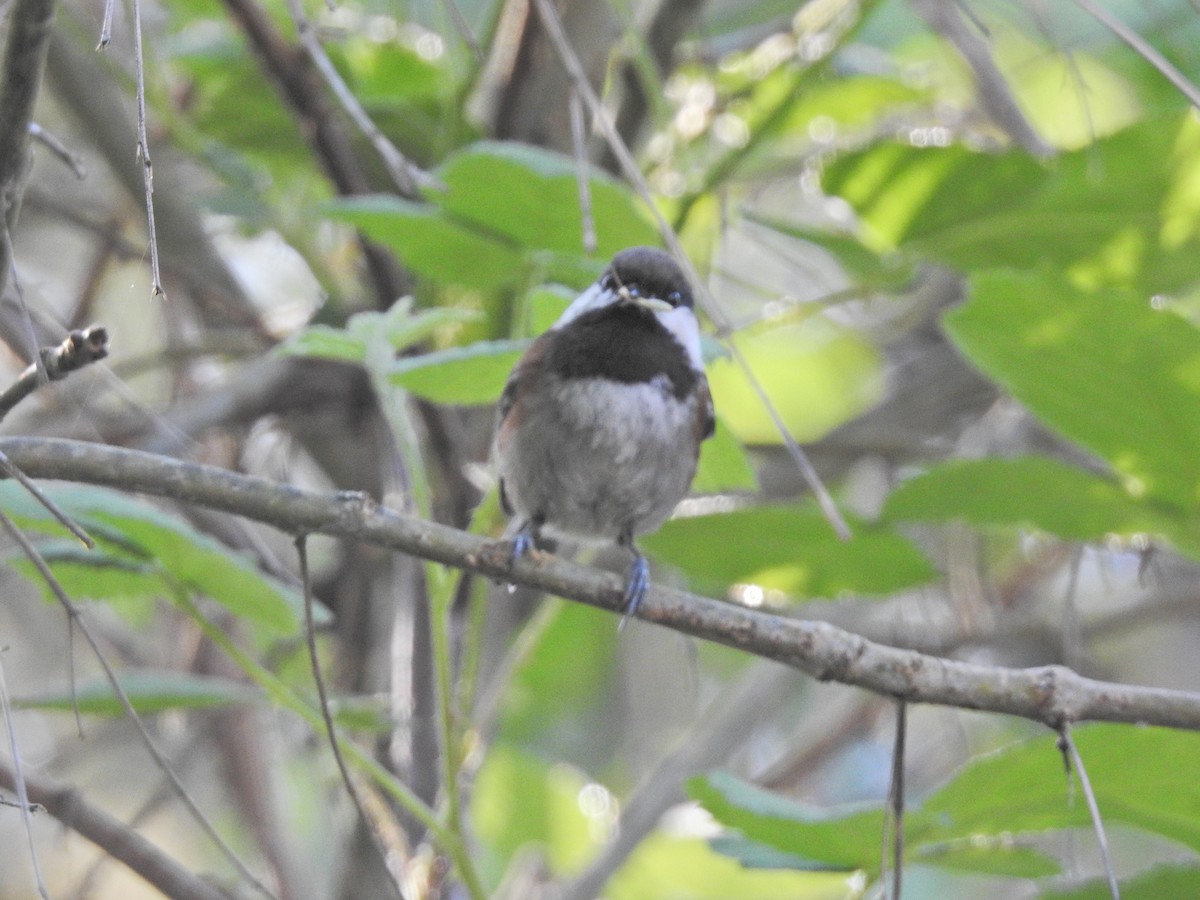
[667,290,683,307]
[600,273,616,291]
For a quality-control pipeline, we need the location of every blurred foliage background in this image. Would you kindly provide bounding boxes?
[4,0,1200,898]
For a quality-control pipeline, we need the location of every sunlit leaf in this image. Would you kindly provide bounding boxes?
[388,339,527,405]
[945,270,1200,510]
[645,506,935,598]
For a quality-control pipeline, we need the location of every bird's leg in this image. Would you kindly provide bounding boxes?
[510,514,545,566]
[618,528,650,631]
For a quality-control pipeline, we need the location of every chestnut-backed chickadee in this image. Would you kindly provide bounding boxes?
[494,246,714,626]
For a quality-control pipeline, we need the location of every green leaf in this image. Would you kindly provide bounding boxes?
[434,141,660,261]
[644,506,936,598]
[388,339,527,405]
[692,418,758,494]
[324,195,526,289]
[1,483,307,635]
[279,303,481,364]
[691,771,883,870]
[17,671,258,716]
[276,323,371,363]
[694,726,1200,879]
[471,743,599,886]
[945,270,1200,512]
[882,457,1197,555]
[821,115,1200,293]
[608,832,850,900]
[1043,865,1200,900]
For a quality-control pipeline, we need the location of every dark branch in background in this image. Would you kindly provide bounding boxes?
[0,760,231,900]
[600,0,707,172]
[910,0,1053,157]
[219,0,410,307]
[0,0,57,300]
[0,324,109,422]
[5,437,1200,733]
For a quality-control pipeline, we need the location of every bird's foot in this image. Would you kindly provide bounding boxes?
[618,552,650,632]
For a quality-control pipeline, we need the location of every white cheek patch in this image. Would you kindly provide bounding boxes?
[656,306,704,371]
[553,282,617,329]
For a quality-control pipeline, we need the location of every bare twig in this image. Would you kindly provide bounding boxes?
[568,89,596,254]
[2,222,45,373]
[97,0,116,48]
[1060,724,1120,900]
[0,758,231,900]
[528,0,851,540]
[444,0,484,64]
[0,324,109,423]
[1072,0,1200,111]
[0,508,277,900]
[27,122,86,177]
[885,700,907,900]
[296,534,406,900]
[131,0,165,298]
[284,0,436,198]
[0,652,49,899]
[0,450,93,547]
[5,437,1200,734]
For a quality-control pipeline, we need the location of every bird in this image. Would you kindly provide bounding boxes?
[493,246,714,627]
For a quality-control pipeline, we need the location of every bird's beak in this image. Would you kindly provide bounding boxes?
[622,291,673,314]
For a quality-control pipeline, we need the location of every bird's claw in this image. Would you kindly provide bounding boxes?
[618,553,650,631]
[510,523,536,565]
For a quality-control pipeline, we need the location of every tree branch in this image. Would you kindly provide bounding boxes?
[2,438,1199,733]
[0,324,109,423]
[0,0,57,300]
[0,759,232,900]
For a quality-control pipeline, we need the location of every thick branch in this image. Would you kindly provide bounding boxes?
[0,760,230,900]
[0,0,57,297]
[3,437,1200,732]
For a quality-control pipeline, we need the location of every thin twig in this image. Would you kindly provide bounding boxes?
[1059,724,1120,899]
[0,450,93,547]
[568,89,596,254]
[131,0,165,298]
[443,0,484,64]
[27,122,86,177]
[284,0,436,198]
[7,437,1200,733]
[97,0,116,48]
[1072,0,1200,111]
[0,651,50,899]
[529,0,851,540]
[886,700,907,899]
[295,534,406,900]
[1,224,43,376]
[0,323,109,423]
[0,509,276,900]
